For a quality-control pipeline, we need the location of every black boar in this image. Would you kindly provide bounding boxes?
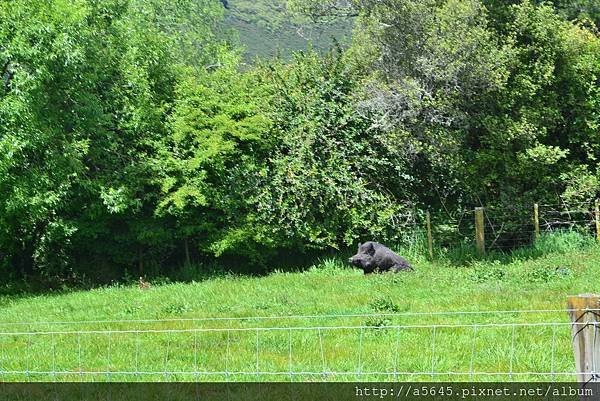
[348,241,413,274]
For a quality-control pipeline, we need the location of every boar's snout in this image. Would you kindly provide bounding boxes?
[348,254,362,266]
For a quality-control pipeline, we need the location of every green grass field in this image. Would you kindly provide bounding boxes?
[0,232,598,382]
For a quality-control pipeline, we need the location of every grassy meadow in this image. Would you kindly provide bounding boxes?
[0,232,598,382]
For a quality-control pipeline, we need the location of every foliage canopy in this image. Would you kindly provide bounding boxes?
[1,0,599,284]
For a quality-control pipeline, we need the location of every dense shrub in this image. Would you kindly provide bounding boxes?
[1,0,599,282]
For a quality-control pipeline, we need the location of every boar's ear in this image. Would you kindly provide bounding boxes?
[357,242,362,249]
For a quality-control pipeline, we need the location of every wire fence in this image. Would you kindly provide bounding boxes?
[0,309,591,382]
[392,200,599,252]
[1,202,598,382]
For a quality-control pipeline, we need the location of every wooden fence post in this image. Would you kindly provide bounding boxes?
[426,211,433,260]
[568,294,600,385]
[475,207,485,256]
[595,200,600,242]
[533,203,540,240]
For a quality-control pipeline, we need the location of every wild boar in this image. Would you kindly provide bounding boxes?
[348,241,413,274]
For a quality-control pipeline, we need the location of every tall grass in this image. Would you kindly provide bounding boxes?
[390,229,597,267]
[0,230,597,382]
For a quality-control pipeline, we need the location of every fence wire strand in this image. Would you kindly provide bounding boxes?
[0,309,595,329]
[1,200,597,383]
[0,317,588,382]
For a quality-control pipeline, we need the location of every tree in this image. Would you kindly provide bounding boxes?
[156,58,274,263]
[290,0,600,209]
[0,0,226,282]
[541,0,599,30]
[466,2,600,205]
[251,50,413,251]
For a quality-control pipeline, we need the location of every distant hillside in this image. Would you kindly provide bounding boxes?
[221,0,353,60]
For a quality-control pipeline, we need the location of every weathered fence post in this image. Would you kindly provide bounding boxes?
[533,203,540,240]
[595,200,600,242]
[475,207,485,256]
[568,294,600,386]
[426,211,433,260]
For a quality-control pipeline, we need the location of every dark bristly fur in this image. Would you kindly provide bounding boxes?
[348,241,413,274]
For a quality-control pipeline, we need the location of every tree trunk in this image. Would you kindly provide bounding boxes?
[138,246,144,275]
[184,238,191,266]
